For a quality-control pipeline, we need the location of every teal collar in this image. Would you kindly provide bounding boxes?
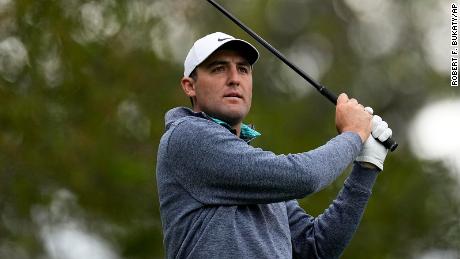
[211,117,261,142]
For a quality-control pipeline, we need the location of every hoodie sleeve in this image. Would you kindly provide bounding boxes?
[165,116,363,205]
[288,163,379,258]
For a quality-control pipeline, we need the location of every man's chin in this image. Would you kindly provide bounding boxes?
[215,109,248,126]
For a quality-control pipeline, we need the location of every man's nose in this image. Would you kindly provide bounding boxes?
[227,65,240,86]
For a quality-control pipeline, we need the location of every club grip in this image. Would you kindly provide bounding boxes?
[382,137,398,152]
[318,86,398,152]
[318,85,338,105]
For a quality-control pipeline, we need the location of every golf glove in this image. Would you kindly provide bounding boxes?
[355,113,392,171]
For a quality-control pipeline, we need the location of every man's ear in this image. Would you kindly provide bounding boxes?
[181,77,196,98]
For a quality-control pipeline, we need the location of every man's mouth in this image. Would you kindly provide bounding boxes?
[223,92,243,99]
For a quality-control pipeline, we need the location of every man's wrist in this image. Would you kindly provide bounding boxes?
[357,161,379,170]
[341,129,367,143]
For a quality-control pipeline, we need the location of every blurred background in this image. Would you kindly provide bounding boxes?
[1,0,459,258]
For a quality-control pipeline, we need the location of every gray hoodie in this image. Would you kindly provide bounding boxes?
[156,107,379,258]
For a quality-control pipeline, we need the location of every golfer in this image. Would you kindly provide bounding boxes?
[156,32,392,259]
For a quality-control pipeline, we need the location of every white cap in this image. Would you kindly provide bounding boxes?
[184,32,259,77]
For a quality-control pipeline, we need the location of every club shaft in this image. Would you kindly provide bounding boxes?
[206,0,398,152]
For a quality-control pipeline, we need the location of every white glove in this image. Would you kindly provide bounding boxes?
[355,108,392,171]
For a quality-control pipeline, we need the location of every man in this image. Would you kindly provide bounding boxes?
[156,32,392,258]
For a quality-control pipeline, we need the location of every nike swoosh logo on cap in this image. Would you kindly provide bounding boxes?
[217,38,231,42]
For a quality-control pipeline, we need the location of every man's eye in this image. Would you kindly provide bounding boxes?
[212,66,225,72]
[239,66,249,73]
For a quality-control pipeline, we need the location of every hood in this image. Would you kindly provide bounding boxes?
[164,107,205,131]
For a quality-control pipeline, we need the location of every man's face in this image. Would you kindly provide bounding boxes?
[186,49,253,126]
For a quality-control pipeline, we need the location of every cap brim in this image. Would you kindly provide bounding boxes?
[217,40,259,65]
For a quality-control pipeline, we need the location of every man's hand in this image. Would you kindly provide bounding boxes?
[335,93,372,143]
[355,114,393,171]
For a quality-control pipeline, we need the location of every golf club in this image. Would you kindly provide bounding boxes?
[207,0,398,152]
